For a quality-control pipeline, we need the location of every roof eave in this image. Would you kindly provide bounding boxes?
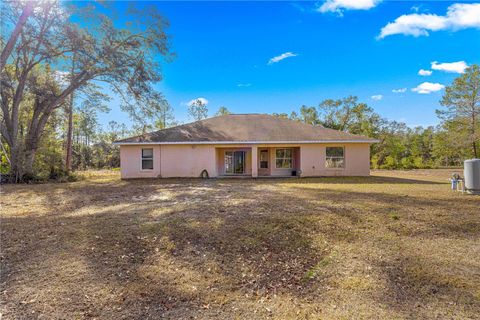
[113,139,380,145]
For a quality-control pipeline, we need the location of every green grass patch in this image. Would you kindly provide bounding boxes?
[303,256,332,281]
[388,212,400,220]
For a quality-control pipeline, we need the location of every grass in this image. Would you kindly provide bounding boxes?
[1,169,479,319]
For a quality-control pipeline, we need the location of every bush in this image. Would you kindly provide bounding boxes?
[48,168,79,182]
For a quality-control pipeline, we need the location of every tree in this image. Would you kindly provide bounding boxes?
[91,121,130,169]
[64,54,76,172]
[438,64,480,158]
[289,111,300,121]
[318,96,381,137]
[318,96,372,132]
[153,100,175,130]
[299,105,318,125]
[215,106,231,116]
[432,122,467,166]
[272,113,289,119]
[188,99,208,121]
[73,108,97,169]
[0,1,172,181]
[371,120,409,169]
[409,126,435,167]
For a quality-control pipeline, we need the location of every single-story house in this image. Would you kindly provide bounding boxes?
[114,114,378,179]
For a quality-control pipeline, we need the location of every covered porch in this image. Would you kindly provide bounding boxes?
[215,146,301,177]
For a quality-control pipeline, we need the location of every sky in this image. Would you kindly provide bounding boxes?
[97,0,480,129]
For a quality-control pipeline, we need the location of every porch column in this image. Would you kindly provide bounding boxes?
[251,145,258,177]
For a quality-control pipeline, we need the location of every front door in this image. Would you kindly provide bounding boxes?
[225,151,246,174]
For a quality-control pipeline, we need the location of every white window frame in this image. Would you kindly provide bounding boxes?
[141,148,154,170]
[325,146,345,169]
[275,148,293,169]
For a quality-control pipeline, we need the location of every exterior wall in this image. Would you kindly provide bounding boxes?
[160,145,217,178]
[120,142,371,178]
[120,145,161,179]
[300,143,370,177]
[120,144,216,178]
[343,144,371,176]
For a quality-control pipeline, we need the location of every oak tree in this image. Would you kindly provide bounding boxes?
[1,1,172,181]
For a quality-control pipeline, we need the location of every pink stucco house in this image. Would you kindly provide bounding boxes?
[114,114,378,179]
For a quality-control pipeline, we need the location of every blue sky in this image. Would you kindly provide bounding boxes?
[99,1,480,129]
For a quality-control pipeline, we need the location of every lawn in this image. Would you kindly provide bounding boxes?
[1,170,479,319]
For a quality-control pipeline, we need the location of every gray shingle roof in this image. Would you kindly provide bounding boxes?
[115,114,377,144]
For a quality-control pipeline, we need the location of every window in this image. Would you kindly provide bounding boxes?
[260,150,269,169]
[141,148,154,170]
[275,148,292,169]
[326,147,344,168]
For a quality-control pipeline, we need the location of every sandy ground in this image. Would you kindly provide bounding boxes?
[1,169,479,319]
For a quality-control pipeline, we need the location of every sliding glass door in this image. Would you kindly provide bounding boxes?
[225,151,246,174]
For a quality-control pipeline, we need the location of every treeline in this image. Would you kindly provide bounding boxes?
[282,66,479,168]
[272,74,479,169]
[274,103,465,169]
[0,107,133,180]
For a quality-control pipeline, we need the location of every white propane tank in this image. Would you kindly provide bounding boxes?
[464,159,480,195]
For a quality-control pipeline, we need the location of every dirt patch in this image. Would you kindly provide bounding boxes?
[1,170,479,319]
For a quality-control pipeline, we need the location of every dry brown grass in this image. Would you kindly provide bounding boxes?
[1,169,479,319]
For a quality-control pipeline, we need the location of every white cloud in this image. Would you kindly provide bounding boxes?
[318,0,381,14]
[187,97,209,106]
[392,88,407,93]
[418,69,432,76]
[431,60,468,74]
[411,82,445,94]
[371,94,383,101]
[237,83,252,87]
[378,3,480,39]
[268,52,298,65]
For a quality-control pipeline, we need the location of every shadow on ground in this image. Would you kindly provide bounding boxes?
[1,174,479,319]
[281,175,446,185]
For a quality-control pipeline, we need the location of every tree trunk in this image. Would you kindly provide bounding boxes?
[8,144,23,182]
[24,148,36,176]
[65,94,74,172]
[65,55,75,172]
[472,108,477,158]
[23,131,40,177]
